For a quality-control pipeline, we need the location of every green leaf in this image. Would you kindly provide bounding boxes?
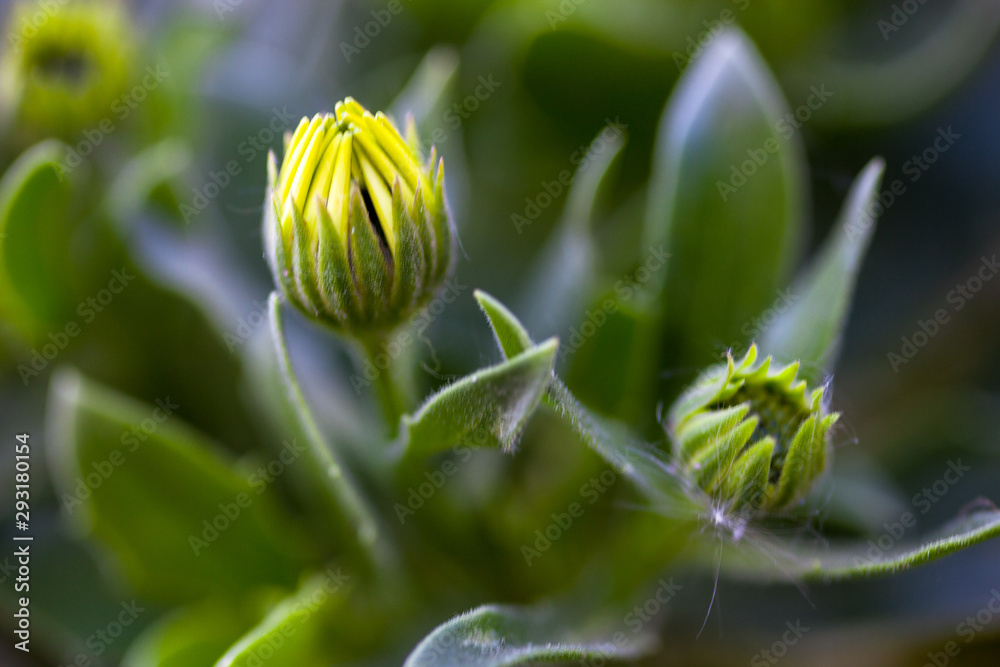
[760,158,885,380]
[122,602,252,667]
[646,29,806,367]
[47,369,307,604]
[807,508,1000,581]
[474,290,699,513]
[267,293,396,574]
[390,45,460,136]
[399,337,558,459]
[403,604,653,667]
[517,127,625,340]
[0,140,74,340]
[105,138,193,226]
[215,570,353,667]
[720,507,1000,582]
[788,0,1000,127]
[475,289,534,360]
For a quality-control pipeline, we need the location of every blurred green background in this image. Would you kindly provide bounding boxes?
[2,0,1000,664]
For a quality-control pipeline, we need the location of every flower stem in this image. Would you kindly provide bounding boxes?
[358,331,412,437]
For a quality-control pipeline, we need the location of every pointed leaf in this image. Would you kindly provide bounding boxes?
[399,339,558,458]
[0,140,74,340]
[215,569,353,667]
[518,128,625,340]
[761,158,885,380]
[403,604,653,667]
[122,602,252,667]
[475,289,534,360]
[720,506,1000,581]
[46,370,306,604]
[475,291,699,513]
[646,29,806,367]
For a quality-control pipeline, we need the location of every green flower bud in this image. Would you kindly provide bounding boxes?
[0,1,133,141]
[264,98,452,337]
[667,344,839,514]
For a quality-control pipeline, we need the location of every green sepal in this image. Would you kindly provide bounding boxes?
[720,437,775,510]
[390,181,424,313]
[348,184,392,325]
[689,415,759,492]
[398,339,558,459]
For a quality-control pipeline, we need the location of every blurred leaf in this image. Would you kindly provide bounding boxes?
[564,287,659,422]
[399,337,558,459]
[390,45,460,131]
[123,602,251,667]
[518,127,625,340]
[646,29,806,368]
[215,570,353,667]
[403,604,653,667]
[47,369,307,604]
[0,140,74,340]
[106,138,193,225]
[267,294,396,574]
[789,0,1000,127]
[761,158,885,380]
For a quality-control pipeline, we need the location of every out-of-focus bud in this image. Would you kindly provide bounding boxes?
[667,344,839,514]
[0,1,133,140]
[264,98,452,337]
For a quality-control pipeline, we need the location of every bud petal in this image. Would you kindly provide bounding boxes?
[667,344,838,513]
[264,99,454,336]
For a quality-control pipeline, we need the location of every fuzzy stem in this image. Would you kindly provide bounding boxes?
[358,331,412,437]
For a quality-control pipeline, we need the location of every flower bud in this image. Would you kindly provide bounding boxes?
[264,98,452,336]
[0,1,133,141]
[667,344,838,513]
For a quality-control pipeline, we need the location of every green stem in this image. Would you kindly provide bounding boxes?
[358,331,412,437]
[269,295,397,577]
